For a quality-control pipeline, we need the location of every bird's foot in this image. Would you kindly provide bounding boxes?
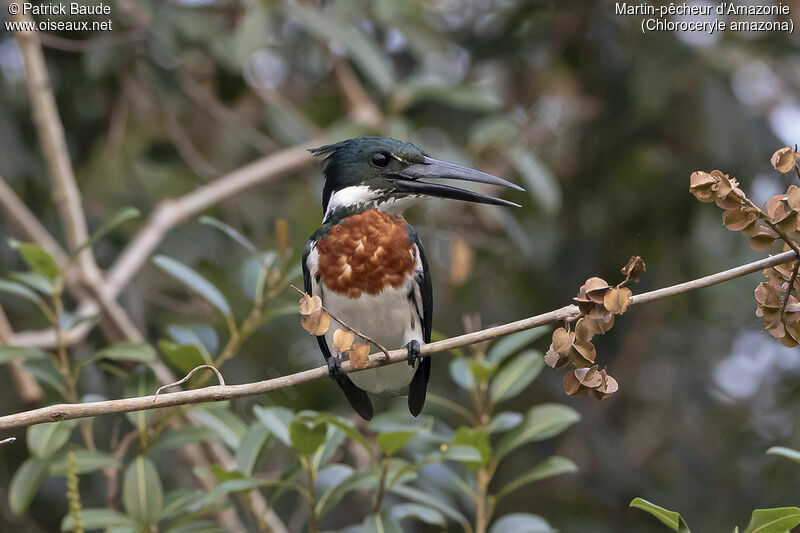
[406,340,422,367]
[327,356,343,380]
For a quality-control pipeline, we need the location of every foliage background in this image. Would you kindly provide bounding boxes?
[1,0,800,531]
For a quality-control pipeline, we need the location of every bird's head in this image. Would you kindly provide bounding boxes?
[310,137,523,219]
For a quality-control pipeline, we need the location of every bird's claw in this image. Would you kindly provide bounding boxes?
[406,340,422,367]
[327,356,343,379]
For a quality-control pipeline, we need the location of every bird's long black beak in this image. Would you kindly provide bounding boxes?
[388,157,524,207]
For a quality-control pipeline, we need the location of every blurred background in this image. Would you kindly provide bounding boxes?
[2,0,800,531]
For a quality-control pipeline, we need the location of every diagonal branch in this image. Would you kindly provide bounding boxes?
[1,249,795,430]
[6,141,320,349]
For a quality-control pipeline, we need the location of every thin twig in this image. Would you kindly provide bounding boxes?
[0,437,16,445]
[0,249,796,430]
[154,365,226,401]
[290,285,392,360]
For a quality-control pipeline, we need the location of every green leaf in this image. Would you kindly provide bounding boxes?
[442,444,483,463]
[61,508,137,531]
[488,412,523,434]
[49,450,120,476]
[452,427,490,467]
[9,240,60,279]
[9,271,55,295]
[124,367,157,430]
[489,513,555,533]
[77,207,141,255]
[95,341,156,363]
[0,279,43,304]
[253,405,293,447]
[743,508,800,533]
[122,456,164,526]
[24,358,66,395]
[395,84,502,113]
[490,350,544,403]
[766,446,800,464]
[505,146,562,216]
[469,360,496,383]
[27,420,76,458]
[495,456,578,501]
[9,457,50,515]
[199,216,257,254]
[390,484,468,524]
[159,340,208,374]
[0,346,48,365]
[487,327,549,364]
[236,422,270,476]
[391,503,446,526]
[147,427,215,456]
[313,412,373,459]
[449,358,474,390]
[377,431,417,456]
[317,469,377,516]
[288,4,394,93]
[361,512,404,533]
[190,406,247,449]
[496,404,581,460]
[152,255,232,317]
[289,416,327,456]
[160,489,205,521]
[630,498,691,532]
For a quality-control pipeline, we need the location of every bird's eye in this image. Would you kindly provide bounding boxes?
[370,152,390,167]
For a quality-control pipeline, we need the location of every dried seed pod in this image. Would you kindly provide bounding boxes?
[349,343,370,369]
[770,146,799,174]
[333,328,355,353]
[620,256,646,282]
[299,294,331,336]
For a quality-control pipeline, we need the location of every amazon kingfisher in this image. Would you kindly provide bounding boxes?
[302,137,522,420]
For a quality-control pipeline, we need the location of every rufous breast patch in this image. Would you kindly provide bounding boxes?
[316,209,417,298]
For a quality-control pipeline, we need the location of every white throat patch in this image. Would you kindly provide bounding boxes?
[324,185,420,219]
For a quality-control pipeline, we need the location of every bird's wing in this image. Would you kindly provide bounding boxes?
[407,226,432,416]
[303,241,373,420]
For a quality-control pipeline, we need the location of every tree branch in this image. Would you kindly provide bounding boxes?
[6,142,320,349]
[10,11,144,343]
[1,250,794,430]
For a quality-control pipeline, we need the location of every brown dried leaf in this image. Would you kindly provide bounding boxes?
[349,343,370,369]
[299,294,322,316]
[585,315,615,334]
[770,146,799,174]
[755,282,782,308]
[785,321,800,344]
[589,370,619,400]
[575,318,595,343]
[723,209,757,232]
[749,227,777,252]
[768,194,787,219]
[552,327,576,355]
[584,277,611,304]
[572,340,597,363]
[333,328,355,353]
[604,287,632,315]
[564,371,585,396]
[574,365,602,388]
[787,185,800,212]
[689,171,717,202]
[620,256,646,282]
[545,345,569,368]
[299,294,331,335]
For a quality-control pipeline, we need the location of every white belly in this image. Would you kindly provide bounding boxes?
[321,283,421,394]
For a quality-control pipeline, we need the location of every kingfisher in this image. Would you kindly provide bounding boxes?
[302,137,522,420]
